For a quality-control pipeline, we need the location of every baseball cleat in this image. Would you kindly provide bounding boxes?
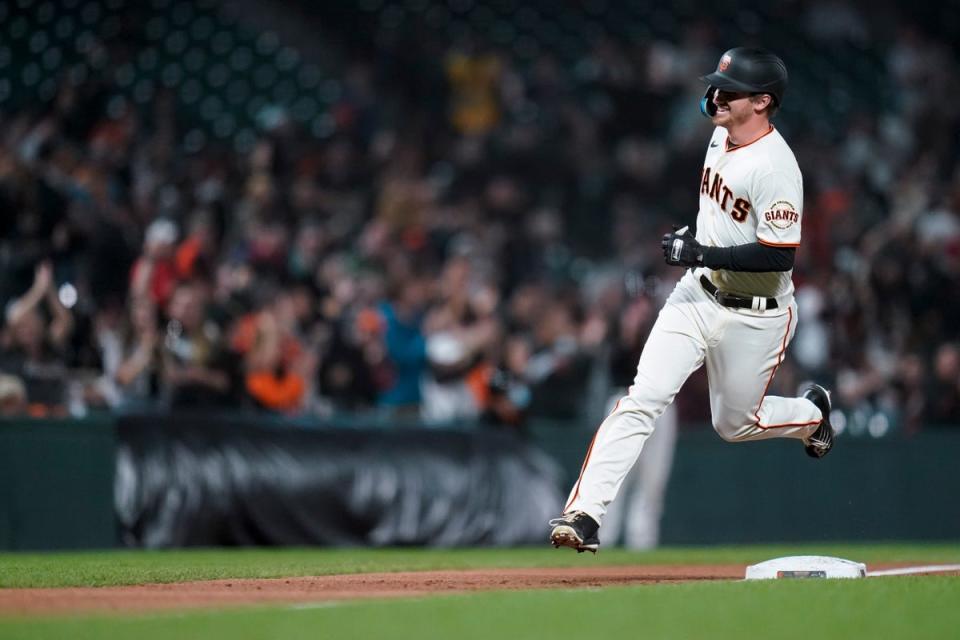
[549,511,600,553]
[802,384,834,459]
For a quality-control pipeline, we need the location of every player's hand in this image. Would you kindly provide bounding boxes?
[661,225,704,267]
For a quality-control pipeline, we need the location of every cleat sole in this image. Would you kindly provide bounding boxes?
[550,526,598,553]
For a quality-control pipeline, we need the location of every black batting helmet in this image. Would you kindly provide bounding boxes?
[700,47,788,117]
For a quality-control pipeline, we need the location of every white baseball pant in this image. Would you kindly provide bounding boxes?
[564,269,822,525]
[601,401,677,549]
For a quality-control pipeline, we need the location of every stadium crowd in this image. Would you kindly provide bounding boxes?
[0,0,958,433]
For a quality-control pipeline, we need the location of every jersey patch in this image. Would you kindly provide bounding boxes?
[763,201,799,230]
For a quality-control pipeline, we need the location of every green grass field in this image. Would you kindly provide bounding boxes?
[1,543,958,639]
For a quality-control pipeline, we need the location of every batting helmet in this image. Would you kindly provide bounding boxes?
[699,47,788,117]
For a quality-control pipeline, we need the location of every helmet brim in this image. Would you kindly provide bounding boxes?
[700,72,764,94]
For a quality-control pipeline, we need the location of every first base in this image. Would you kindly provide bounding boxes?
[745,556,866,580]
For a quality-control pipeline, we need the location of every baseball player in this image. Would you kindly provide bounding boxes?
[550,47,835,553]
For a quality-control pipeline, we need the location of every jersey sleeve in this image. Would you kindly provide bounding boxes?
[752,170,803,247]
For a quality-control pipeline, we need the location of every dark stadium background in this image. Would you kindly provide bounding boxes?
[0,0,958,550]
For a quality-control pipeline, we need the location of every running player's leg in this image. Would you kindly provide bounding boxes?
[600,402,678,549]
[705,302,822,443]
[563,291,709,525]
[623,401,678,549]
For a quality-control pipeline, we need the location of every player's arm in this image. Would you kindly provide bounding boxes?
[701,242,794,272]
[661,228,794,272]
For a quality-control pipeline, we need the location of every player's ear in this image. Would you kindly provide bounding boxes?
[751,93,772,114]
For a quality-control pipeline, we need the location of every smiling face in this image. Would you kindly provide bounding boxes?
[710,89,772,128]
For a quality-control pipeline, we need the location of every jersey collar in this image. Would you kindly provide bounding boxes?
[725,125,774,152]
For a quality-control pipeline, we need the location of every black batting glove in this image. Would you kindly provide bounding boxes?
[661,225,704,267]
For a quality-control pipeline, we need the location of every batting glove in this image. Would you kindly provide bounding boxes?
[661,225,704,267]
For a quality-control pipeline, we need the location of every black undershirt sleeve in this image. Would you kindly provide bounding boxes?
[700,243,796,272]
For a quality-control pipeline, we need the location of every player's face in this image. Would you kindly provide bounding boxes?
[710,90,754,126]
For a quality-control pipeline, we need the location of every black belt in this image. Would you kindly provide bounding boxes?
[700,275,778,310]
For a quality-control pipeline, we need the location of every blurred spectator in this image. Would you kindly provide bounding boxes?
[526,299,589,419]
[0,261,74,415]
[375,272,429,414]
[112,296,163,410]
[130,219,180,309]
[317,307,380,411]
[421,256,499,424]
[0,374,28,417]
[481,333,534,428]
[243,316,305,413]
[445,41,503,136]
[926,343,960,426]
[161,281,233,408]
[238,291,316,414]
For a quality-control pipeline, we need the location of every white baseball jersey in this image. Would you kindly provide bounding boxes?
[696,125,803,299]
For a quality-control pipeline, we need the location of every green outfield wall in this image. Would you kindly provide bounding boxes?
[0,417,116,550]
[660,428,960,543]
[0,415,957,550]
[531,422,960,544]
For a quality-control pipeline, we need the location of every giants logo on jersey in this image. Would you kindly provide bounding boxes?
[700,167,750,222]
[764,201,799,229]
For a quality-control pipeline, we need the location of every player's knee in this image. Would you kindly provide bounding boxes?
[620,391,672,426]
[627,375,675,407]
[713,425,742,443]
[711,413,754,442]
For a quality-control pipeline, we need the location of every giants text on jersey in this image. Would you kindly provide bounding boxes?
[695,125,803,300]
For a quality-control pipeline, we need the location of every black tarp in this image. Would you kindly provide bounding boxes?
[115,415,565,547]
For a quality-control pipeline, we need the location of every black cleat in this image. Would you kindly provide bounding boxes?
[549,511,600,553]
[802,384,834,459]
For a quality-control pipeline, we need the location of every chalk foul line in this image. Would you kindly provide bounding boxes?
[866,564,960,577]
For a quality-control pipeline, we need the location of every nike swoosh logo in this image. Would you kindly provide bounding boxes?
[710,141,719,148]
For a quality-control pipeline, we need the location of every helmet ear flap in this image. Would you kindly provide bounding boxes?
[700,86,717,117]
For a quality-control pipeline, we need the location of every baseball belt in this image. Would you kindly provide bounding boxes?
[699,275,778,311]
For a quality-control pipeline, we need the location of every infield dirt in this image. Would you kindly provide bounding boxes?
[2,563,956,616]
[0,565,742,614]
